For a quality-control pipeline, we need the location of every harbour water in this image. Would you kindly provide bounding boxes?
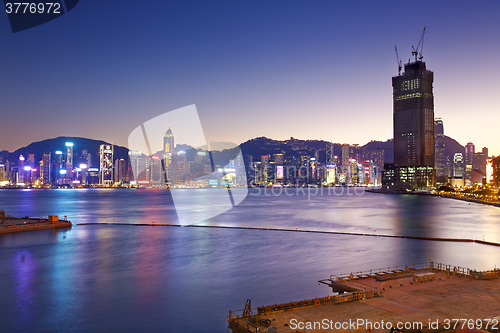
[1,188,500,332]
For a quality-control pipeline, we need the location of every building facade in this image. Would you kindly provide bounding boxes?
[392,61,435,189]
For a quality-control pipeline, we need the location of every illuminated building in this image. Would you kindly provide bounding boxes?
[453,153,464,179]
[486,158,494,184]
[80,164,87,185]
[473,147,488,175]
[18,155,25,184]
[99,144,114,186]
[114,158,127,184]
[362,160,374,184]
[341,145,349,175]
[464,142,474,183]
[310,158,317,182]
[150,156,163,185]
[162,127,175,184]
[54,150,63,183]
[41,152,51,185]
[65,142,74,176]
[299,156,310,184]
[434,118,446,178]
[0,164,5,182]
[326,165,336,185]
[28,153,35,169]
[393,61,435,189]
[276,165,284,184]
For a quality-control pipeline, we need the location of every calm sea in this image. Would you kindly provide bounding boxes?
[1,188,500,332]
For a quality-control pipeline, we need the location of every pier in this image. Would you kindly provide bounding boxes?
[0,210,72,234]
[228,262,500,333]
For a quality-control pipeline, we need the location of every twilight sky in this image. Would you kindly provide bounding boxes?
[0,0,499,154]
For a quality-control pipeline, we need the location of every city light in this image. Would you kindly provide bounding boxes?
[60,170,67,175]
[80,164,87,169]
[55,151,63,155]
[24,166,31,171]
[65,142,74,147]
[486,159,493,184]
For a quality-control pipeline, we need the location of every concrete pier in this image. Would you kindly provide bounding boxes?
[228,262,500,333]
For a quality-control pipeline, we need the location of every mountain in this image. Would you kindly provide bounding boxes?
[5,137,129,167]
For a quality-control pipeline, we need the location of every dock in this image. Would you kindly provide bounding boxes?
[228,262,500,332]
[0,210,72,234]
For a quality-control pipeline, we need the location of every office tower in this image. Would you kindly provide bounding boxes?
[464,142,474,183]
[99,145,114,186]
[393,60,435,189]
[473,147,488,175]
[0,164,5,182]
[115,158,126,184]
[65,142,74,175]
[129,151,149,185]
[163,127,174,184]
[18,155,25,184]
[434,118,446,178]
[28,153,35,168]
[41,152,51,185]
[465,142,475,166]
[53,150,63,183]
[341,144,349,174]
[79,164,88,185]
[453,153,464,178]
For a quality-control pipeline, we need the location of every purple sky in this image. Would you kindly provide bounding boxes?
[0,0,499,155]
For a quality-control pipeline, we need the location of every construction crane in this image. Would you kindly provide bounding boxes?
[394,45,402,75]
[411,26,427,62]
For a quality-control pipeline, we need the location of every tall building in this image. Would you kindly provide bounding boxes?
[434,118,446,178]
[464,142,474,184]
[453,153,464,178]
[163,127,174,184]
[99,145,114,186]
[65,142,74,175]
[114,158,127,184]
[393,61,435,189]
[41,152,51,185]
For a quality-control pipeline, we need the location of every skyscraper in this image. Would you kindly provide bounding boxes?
[41,152,51,185]
[434,118,446,178]
[464,142,475,184]
[163,127,175,184]
[99,145,114,186]
[393,61,435,189]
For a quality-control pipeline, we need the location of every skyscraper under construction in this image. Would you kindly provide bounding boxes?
[392,29,435,189]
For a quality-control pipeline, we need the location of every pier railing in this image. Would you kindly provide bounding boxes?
[327,261,431,282]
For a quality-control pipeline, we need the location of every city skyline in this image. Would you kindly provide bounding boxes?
[1,1,499,155]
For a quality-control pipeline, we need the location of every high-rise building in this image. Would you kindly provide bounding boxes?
[114,158,127,184]
[163,127,175,184]
[65,142,74,175]
[464,142,475,184]
[473,147,488,175]
[99,145,114,186]
[41,152,51,185]
[465,142,475,166]
[18,155,25,184]
[393,61,435,189]
[453,153,464,178]
[434,118,446,178]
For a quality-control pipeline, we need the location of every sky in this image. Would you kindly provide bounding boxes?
[0,0,499,154]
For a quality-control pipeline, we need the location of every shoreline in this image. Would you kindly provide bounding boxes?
[366,188,500,208]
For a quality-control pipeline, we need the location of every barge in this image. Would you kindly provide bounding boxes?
[0,210,72,234]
